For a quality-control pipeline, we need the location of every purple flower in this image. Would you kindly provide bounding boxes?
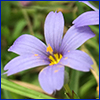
[73,1,99,27]
[4,11,95,94]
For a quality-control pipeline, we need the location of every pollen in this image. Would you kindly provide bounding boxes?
[46,44,53,54]
[68,50,70,52]
[54,70,58,73]
[34,54,38,56]
[49,53,62,66]
[65,57,68,60]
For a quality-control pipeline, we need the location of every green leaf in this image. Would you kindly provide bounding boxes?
[1,78,55,99]
[64,84,80,99]
[1,26,10,37]
[86,38,99,53]
[1,1,11,25]
[12,19,27,40]
[69,70,80,94]
[72,90,80,99]
[34,33,44,40]
[1,61,12,99]
[79,77,96,98]
[75,1,84,15]
[89,25,99,34]
[89,1,99,9]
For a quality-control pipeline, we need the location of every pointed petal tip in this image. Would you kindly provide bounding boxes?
[45,90,54,95]
[8,45,14,52]
[4,66,8,70]
[74,66,92,72]
[7,72,13,76]
[90,60,94,65]
[55,10,57,13]
[72,11,99,27]
[84,66,94,72]
[72,21,74,24]
[8,49,10,51]
[8,47,11,51]
[49,10,62,14]
[82,69,90,72]
[92,33,96,37]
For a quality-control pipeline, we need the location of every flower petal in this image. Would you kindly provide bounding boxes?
[60,50,93,72]
[79,1,99,11]
[72,11,99,27]
[44,11,64,52]
[60,25,95,54]
[4,55,49,76]
[8,34,48,56]
[39,64,64,94]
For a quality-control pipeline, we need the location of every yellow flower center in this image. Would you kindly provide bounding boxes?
[49,53,62,65]
[46,44,62,65]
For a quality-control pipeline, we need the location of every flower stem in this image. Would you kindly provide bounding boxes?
[64,84,79,99]
[21,8,34,35]
[64,84,72,99]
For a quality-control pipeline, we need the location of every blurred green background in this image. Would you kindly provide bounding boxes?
[1,1,99,99]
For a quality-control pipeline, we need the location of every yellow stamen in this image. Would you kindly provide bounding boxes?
[49,62,54,66]
[46,44,53,54]
[49,55,57,63]
[49,53,62,66]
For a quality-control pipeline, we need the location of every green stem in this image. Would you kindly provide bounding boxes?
[64,84,80,99]
[64,84,72,99]
[21,8,34,35]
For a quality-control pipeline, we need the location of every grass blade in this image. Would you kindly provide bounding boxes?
[1,78,55,99]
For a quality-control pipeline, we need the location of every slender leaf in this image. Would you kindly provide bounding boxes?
[69,70,80,94]
[64,84,80,99]
[12,19,27,40]
[1,78,55,99]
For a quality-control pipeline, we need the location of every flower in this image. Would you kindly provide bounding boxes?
[4,11,95,94]
[72,1,99,27]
